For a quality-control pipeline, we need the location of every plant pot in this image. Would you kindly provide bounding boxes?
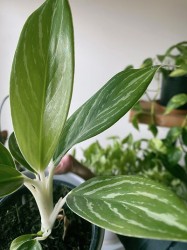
[159,74,187,109]
[117,235,187,250]
[0,174,104,250]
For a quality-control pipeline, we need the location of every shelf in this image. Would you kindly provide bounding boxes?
[129,100,187,128]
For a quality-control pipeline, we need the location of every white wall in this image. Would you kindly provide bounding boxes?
[0,0,187,157]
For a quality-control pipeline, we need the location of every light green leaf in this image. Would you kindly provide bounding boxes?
[10,234,42,250]
[54,67,159,164]
[169,68,187,77]
[0,142,15,167]
[67,175,187,241]
[10,0,74,172]
[0,164,24,197]
[165,94,187,114]
[8,133,35,173]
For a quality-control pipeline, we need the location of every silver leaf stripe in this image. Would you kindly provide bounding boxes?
[67,176,187,241]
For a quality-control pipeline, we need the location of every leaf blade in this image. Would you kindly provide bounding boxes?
[0,142,15,168]
[10,234,42,250]
[67,176,187,241]
[10,0,74,171]
[54,67,159,164]
[0,164,24,198]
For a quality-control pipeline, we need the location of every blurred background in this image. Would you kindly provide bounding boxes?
[0,0,187,157]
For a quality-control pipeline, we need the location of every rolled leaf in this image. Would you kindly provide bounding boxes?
[10,0,74,172]
[8,133,35,173]
[0,142,15,168]
[10,234,41,250]
[0,164,24,197]
[54,67,159,164]
[67,175,187,242]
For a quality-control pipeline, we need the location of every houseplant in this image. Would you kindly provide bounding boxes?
[1,0,187,249]
[157,41,187,108]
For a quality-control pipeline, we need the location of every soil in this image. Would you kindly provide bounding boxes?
[0,180,92,250]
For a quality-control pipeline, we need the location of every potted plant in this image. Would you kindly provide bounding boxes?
[157,41,187,109]
[1,0,187,249]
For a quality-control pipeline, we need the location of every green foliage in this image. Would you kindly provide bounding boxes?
[67,175,187,241]
[10,234,42,250]
[79,128,187,200]
[165,93,187,114]
[54,66,159,164]
[10,0,74,172]
[157,41,187,77]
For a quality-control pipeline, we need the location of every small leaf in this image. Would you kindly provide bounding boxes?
[169,69,187,77]
[182,127,187,146]
[0,164,24,197]
[54,66,159,164]
[131,115,139,130]
[8,133,35,173]
[10,234,41,250]
[148,124,158,137]
[67,176,187,241]
[149,138,167,154]
[165,94,187,114]
[0,142,15,168]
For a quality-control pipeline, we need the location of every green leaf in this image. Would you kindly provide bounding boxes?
[0,142,15,167]
[10,234,42,250]
[10,0,74,172]
[169,68,187,77]
[54,66,159,164]
[67,175,187,241]
[8,133,35,173]
[0,164,24,197]
[148,124,158,137]
[182,127,187,146]
[165,94,187,114]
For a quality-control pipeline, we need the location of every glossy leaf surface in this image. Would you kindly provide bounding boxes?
[10,0,74,171]
[10,234,41,250]
[9,133,35,173]
[67,175,187,241]
[0,142,15,168]
[54,67,159,164]
[0,164,23,197]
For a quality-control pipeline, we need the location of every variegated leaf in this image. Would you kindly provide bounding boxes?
[67,175,187,241]
[54,67,159,164]
[10,0,74,172]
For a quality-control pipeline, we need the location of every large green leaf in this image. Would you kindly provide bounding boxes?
[10,234,42,250]
[0,164,24,197]
[10,0,74,172]
[8,133,35,173]
[67,175,187,241]
[0,142,15,167]
[54,67,159,164]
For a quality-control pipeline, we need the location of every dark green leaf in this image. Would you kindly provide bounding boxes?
[67,175,187,241]
[0,164,24,197]
[167,147,182,166]
[10,234,41,250]
[0,142,15,168]
[182,127,187,146]
[10,0,74,171]
[54,66,159,164]
[8,133,35,173]
[148,124,158,137]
